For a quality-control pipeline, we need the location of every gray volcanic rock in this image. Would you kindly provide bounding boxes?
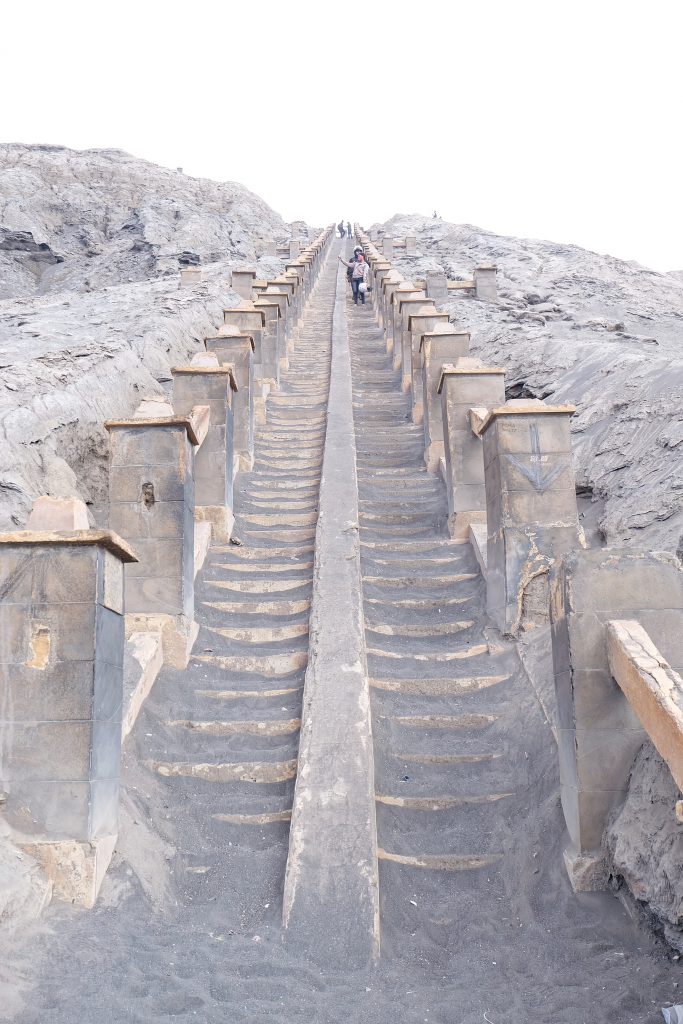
[373,213,683,554]
[0,144,288,298]
[0,145,292,529]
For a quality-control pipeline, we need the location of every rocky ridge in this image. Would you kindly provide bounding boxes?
[0,145,292,529]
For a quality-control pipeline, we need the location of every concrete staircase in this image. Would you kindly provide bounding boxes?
[348,297,523,953]
[137,248,334,911]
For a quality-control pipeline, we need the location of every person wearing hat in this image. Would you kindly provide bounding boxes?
[338,251,371,305]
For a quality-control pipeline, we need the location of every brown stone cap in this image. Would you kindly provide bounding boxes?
[437,363,504,393]
[223,307,265,325]
[232,268,256,278]
[0,528,138,563]
[398,297,431,311]
[475,264,497,271]
[253,300,282,317]
[448,280,475,289]
[268,279,296,292]
[105,416,201,445]
[479,402,576,435]
[171,365,238,390]
[253,279,268,288]
[261,289,291,303]
[409,311,449,328]
[205,333,255,351]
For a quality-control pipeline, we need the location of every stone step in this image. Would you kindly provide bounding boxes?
[369,675,510,696]
[203,599,311,615]
[151,759,298,783]
[192,651,308,675]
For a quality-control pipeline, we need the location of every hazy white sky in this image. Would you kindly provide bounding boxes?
[2,0,682,270]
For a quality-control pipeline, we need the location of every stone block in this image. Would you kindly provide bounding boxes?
[482,405,579,633]
[205,335,254,469]
[231,268,256,300]
[550,549,683,882]
[0,524,132,906]
[474,265,497,301]
[27,496,90,531]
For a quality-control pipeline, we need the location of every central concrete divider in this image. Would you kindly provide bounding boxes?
[282,250,380,964]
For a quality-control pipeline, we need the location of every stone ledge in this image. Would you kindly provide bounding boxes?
[607,619,683,791]
[0,529,137,562]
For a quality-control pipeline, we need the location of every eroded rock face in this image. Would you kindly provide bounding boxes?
[0,145,293,529]
[605,744,683,951]
[373,214,683,553]
[0,144,287,298]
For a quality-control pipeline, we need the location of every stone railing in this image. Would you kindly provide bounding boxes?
[354,225,683,903]
[0,227,334,909]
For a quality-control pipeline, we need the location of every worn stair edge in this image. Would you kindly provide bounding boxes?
[121,631,164,740]
[282,251,380,965]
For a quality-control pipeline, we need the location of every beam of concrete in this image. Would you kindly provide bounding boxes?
[282,254,380,965]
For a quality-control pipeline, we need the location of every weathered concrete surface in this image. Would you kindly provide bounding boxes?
[283,250,380,964]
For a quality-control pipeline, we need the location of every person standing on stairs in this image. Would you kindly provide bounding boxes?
[346,221,352,238]
[338,251,370,305]
[338,221,346,237]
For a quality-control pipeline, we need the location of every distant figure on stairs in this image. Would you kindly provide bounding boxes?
[338,221,346,237]
[346,221,352,238]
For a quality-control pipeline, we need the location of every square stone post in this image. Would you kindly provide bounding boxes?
[105,405,200,668]
[389,287,421,367]
[266,281,297,367]
[480,400,579,634]
[474,265,497,301]
[0,498,136,907]
[172,356,237,543]
[253,298,281,390]
[285,264,306,323]
[397,295,432,389]
[381,237,394,260]
[420,330,471,470]
[263,238,277,256]
[439,362,506,535]
[381,278,405,351]
[405,235,417,255]
[222,304,265,382]
[289,239,300,259]
[179,267,201,287]
[407,310,450,422]
[231,268,257,300]
[205,333,254,471]
[550,549,683,890]
[426,271,448,302]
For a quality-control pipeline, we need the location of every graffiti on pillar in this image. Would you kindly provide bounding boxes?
[505,423,564,493]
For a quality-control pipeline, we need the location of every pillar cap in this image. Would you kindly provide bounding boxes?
[437,361,503,393]
[0,529,138,563]
[479,401,576,435]
[409,311,449,328]
[231,268,257,278]
[105,415,201,445]
[207,332,255,350]
[253,299,282,317]
[223,306,265,326]
[171,365,238,390]
[261,289,291,303]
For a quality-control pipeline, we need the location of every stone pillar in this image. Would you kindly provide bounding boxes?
[0,497,136,907]
[205,333,255,471]
[405,235,417,255]
[253,298,281,391]
[263,238,277,256]
[549,549,683,890]
[420,330,471,471]
[474,265,497,301]
[222,305,265,382]
[231,268,256,300]
[381,237,394,260]
[389,287,420,367]
[439,362,506,534]
[285,264,306,322]
[289,239,300,259]
[480,400,579,633]
[407,310,450,423]
[179,267,201,288]
[265,281,297,368]
[172,354,237,543]
[380,277,405,350]
[426,271,448,302]
[105,400,200,668]
[397,296,432,389]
